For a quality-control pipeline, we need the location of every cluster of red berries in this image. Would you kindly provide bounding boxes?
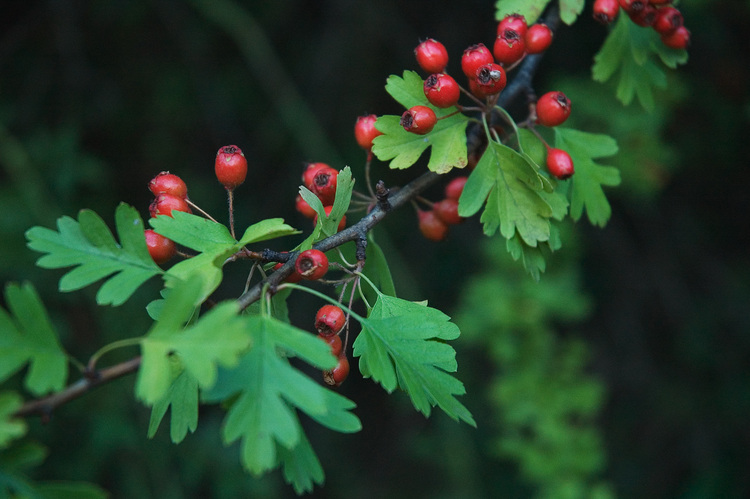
[295,163,346,232]
[535,90,575,180]
[418,176,467,241]
[144,145,248,265]
[594,0,690,49]
[315,304,349,386]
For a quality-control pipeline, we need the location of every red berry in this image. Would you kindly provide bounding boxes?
[302,162,329,189]
[324,355,350,386]
[593,0,620,24]
[497,14,528,38]
[475,63,507,95]
[423,73,460,109]
[273,253,302,283]
[310,167,339,206]
[536,91,572,127]
[319,333,343,358]
[525,24,553,54]
[295,194,317,219]
[546,148,575,179]
[295,249,328,280]
[149,193,191,218]
[618,0,647,14]
[628,4,657,27]
[144,229,176,264]
[148,172,188,199]
[314,205,346,232]
[433,199,463,225]
[400,105,437,135]
[494,29,526,66]
[445,176,468,200]
[418,210,448,241]
[315,304,346,336]
[414,38,448,74]
[354,114,382,151]
[653,6,684,36]
[461,44,494,80]
[214,145,247,190]
[661,25,690,50]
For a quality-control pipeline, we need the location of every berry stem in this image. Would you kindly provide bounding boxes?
[185,199,219,223]
[364,154,377,199]
[227,189,236,239]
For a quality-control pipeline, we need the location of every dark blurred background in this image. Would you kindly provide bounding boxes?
[1,0,749,497]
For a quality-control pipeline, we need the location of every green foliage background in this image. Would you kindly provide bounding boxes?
[1,0,749,497]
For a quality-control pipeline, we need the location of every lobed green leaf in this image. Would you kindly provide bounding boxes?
[0,392,27,449]
[495,0,551,23]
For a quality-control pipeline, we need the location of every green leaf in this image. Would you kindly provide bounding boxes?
[558,0,585,25]
[505,225,562,282]
[592,15,688,110]
[238,217,300,247]
[0,392,27,448]
[136,274,251,405]
[276,423,325,494]
[353,295,475,425]
[459,141,553,246]
[147,367,199,443]
[0,283,68,395]
[25,203,161,306]
[372,71,468,174]
[495,0,551,23]
[202,315,360,479]
[554,128,620,227]
[34,482,109,499]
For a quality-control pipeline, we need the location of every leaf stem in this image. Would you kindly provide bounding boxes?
[86,337,144,374]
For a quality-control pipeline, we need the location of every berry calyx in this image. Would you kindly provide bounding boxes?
[144,229,176,264]
[295,249,329,280]
[593,0,620,24]
[536,91,572,127]
[661,25,690,50]
[214,145,247,190]
[310,167,339,205]
[319,333,343,358]
[475,63,507,95]
[618,0,647,14]
[148,172,187,199]
[652,6,684,36]
[315,304,346,336]
[324,355,350,386]
[418,209,449,241]
[546,148,575,179]
[525,24,553,54]
[494,28,526,66]
[149,193,191,218]
[433,198,463,226]
[314,205,346,232]
[423,73,460,109]
[628,4,657,27]
[461,44,494,80]
[295,194,317,219]
[302,162,330,189]
[400,105,437,135]
[414,38,449,74]
[497,14,528,38]
[354,114,382,151]
[445,176,468,200]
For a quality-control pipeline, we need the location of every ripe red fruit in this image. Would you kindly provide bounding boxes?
[475,63,507,95]
[494,29,526,65]
[315,304,346,336]
[295,194,317,219]
[148,172,188,199]
[445,176,468,200]
[546,148,575,179]
[302,162,329,189]
[618,0,647,14]
[273,254,303,283]
[525,24,553,54]
[418,210,449,241]
[423,73,460,109]
[497,13,528,38]
[324,355,350,386]
[144,229,176,264]
[628,4,657,27]
[149,193,191,218]
[295,249,329,280]
[593,0,620,24]
[314,205,346,232]
[536,91,572,127]
[652,6,683,35]
[319,333,343,358]
[661,25,690,50]
[400,105,437,135]
[214,145,247,190]
[433,199,463,225]
[354,114,382,151]
[311,167,339,205]
[461,44,494,80]
[414,38,448,74]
